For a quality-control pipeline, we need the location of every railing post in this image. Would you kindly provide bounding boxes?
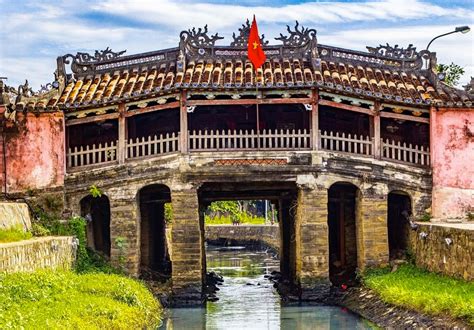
[372,101,381,159]
[311,89,319,150]
[118,103,127,164]
[180,90,188,153]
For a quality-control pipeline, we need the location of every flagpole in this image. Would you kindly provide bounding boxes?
[256,75,260,149]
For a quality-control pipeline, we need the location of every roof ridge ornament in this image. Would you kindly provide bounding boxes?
[180,25,224,49]
[62,47,127,74]
[366,43,418,60]
[230,19,268,47]
[275,21,317,47]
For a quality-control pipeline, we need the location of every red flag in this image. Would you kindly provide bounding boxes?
[247,15,266,71]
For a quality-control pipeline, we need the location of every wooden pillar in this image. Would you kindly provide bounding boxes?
[180,90,188,153]
[118,103,127,164]
[311,89,319,150]
[372,102,381,158]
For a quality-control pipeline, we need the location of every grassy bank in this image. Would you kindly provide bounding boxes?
[205,214,267,225]
[0,270,162,329]
[0,225,32,243]
[364,264,474,325]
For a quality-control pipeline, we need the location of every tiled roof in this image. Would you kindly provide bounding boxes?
[4,21,473,111]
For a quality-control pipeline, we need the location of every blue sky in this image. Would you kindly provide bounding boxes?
[0,0,472,89]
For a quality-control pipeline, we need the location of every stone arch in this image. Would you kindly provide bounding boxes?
[80,194,111,257]
[138,183,172,278]
[387,190,412,260]
[327,181,360,285]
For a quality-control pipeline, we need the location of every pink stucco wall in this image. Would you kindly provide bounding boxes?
[3,112,65,193]
[431,108,474,218]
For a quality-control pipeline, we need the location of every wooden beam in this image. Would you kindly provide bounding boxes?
[180,90,188,153]
[318,99,375,116]
[186,97,312,106]
[117,103,127,164]
[311,89,319,150]
[124,101,180,117]
[380,111,429,124]
[66,112,119,126]
[373,101,381,159]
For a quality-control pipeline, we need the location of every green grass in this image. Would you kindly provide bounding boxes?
[0,270,162,329]
[364,264,474,325]
[205,213,267,225]
[0,225,32,243]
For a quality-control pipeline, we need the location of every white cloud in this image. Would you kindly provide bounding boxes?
[0,0,472,89]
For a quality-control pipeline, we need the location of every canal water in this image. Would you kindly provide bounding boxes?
[159,245,373,329]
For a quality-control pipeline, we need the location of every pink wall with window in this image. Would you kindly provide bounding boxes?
[431,108,474,219]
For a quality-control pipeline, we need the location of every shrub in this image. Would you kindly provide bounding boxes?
[0,225,32,243]
[0,270,162,329]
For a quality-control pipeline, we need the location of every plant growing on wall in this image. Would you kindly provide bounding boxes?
[89,185,102,198]
[115,236,128,272]
[435,63,465,87]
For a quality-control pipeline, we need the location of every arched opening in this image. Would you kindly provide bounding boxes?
[387,191,412,260]
[327,182,359,286]
[138,184,172,279]
[80,195,111,257]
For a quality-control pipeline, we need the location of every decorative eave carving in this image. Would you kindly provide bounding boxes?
[230,19,268,47]
[463,77,474,95]
[62,47,127,74]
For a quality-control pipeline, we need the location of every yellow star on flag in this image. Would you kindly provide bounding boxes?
[253,41,259,49]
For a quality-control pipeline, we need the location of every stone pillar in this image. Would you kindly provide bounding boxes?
[295,186,330,300]
[170,188,203,305]
[356,190,389,270]
[108,188,140,276]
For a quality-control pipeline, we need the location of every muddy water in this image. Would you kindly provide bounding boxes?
[159,245,373,329]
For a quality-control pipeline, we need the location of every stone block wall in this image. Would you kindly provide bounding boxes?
[356,193,389,270]
[296,188,329,286]
[171,189,203,304]
[0,236,75,273]
[410,223,473,281]
[0,202,31,230]
[205,225,280,251]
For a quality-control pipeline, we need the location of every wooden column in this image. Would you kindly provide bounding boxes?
[118,103,127,164]
[311,89,319,150]
[372,102,381,158]
[180,90,188,153]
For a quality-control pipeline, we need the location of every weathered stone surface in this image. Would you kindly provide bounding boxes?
[0,202,31,230]
[296,188,329,284]
[410,223,473,281]
[356,193,389,270]
[0,236,75,272]
[170,188,203,305]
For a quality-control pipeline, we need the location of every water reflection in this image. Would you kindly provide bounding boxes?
[159,246,373,330]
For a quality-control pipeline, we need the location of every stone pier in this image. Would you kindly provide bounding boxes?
[170,188,203,305]
[296,187,331,300]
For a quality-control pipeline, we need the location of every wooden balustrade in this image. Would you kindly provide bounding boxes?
[320,130,373,156]
[189,129,311,151]
[127,132,179,159]
[66,130,430,170]
[67,141,118,168]
[381,139,430,166]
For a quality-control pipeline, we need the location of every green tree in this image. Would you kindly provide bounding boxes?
[435,62,465,87]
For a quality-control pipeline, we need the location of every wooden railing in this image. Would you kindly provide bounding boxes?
[66,130,431,169]
[67,141,118,168]
[127,133,179,159]
[381,139,430,166]
[189,129,311,151]
[320,130,373,156]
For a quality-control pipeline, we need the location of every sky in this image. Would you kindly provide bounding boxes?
[0,0,473,90]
